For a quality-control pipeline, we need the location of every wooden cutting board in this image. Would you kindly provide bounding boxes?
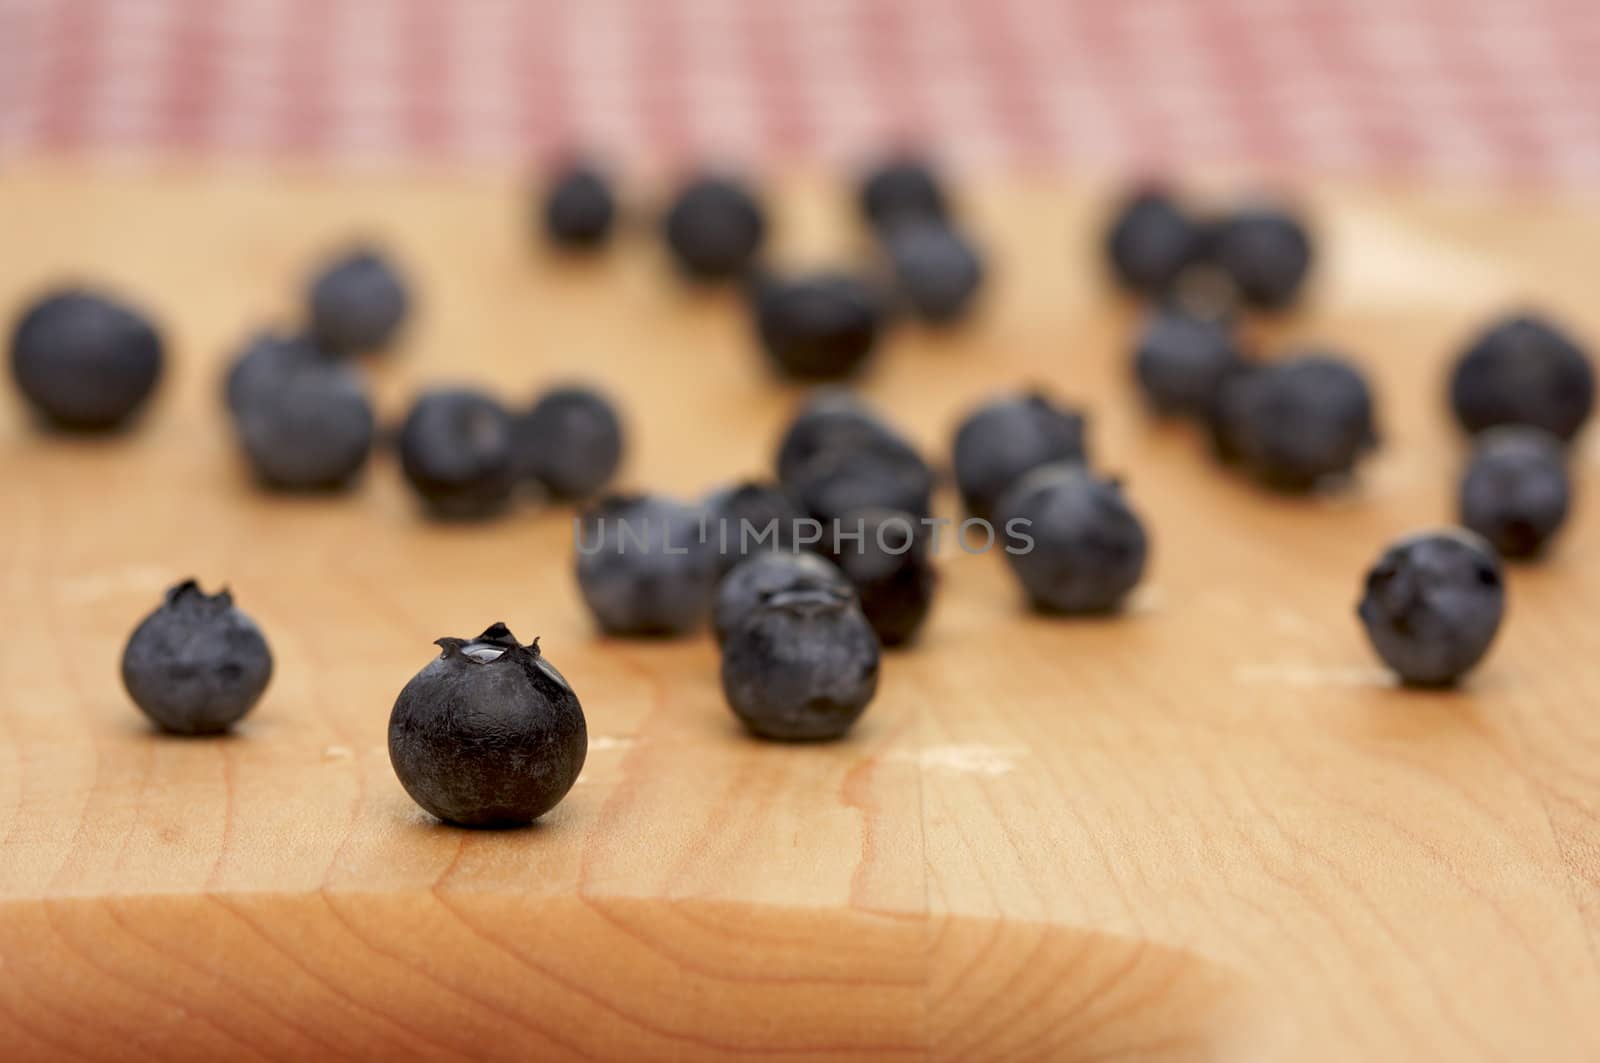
[2,165,1599,1061]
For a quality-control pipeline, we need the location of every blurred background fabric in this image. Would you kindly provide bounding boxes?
[2,0,1599,182]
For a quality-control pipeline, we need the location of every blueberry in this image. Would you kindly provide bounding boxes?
[1212,352,1377,491]
[752,271,884,380]
[662,176,767,281]
[714,551,853,645]
[1449,314,1594,443]
[953,391,1088,521]
[720,587,880,742]
[1132,308,1244,418]
[513,385,624,500]
[1210,206,1313,310]
[1105,189,1201,297]
[542,164,616,249]
[774,390,900,485]
[788,428,935,527]
[775,393,932,522]
[1201,352,1267,463]
[829,507,937,647]
[231,354,376,491]
[10,288,164,430]
[1357,529,1504,687]
[120,580,273,735]
[996,465,1148,614]
[859,157,948,232]
[702,479,808,573]
[224,330,326,415]
[398,389,517,519]
[1458,426,1571,559]
[575,493,718,636]
[307,247,410,354]
[884,221,985,325]
[388,623,587,828]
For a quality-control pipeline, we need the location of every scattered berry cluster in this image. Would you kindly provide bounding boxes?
[1107,185,1590,687]
[7,160,1594,830]
[552,156,986,383]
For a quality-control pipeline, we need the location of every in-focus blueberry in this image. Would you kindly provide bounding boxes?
[1458,426,1571,559]
[1105,189,1201,297]
[121,580,273,735]
[829,507,937,647]
[662,176,767,281]
[307,246,410,354]
[398,388,517,519]
[720,586,880,742]
[953,391,1088,520]
[996,465,1148,614]
[10,288,164,430]
[1133,308,1244,418]
[1212,352,1377,491]
[542,164,616,249]
[1449,313,1594,443]
[388,622,587,827]
[885,221,985,325]
[575,494,718,636]
[714,551,853,645]
[752,271,884,380]
[513,385,624,500]
[1358,529,1504,687]
[1210,206,1313,310]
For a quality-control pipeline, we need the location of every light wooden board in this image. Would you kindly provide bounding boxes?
[2,165,1600,1061]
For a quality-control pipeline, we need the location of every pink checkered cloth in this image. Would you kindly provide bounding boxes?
[3,0,1599,181]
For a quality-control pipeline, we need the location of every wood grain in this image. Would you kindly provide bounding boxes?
[2,164,1599,1060]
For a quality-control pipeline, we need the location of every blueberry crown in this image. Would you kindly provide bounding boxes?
[165,578,233,610]
[434,622,542,662]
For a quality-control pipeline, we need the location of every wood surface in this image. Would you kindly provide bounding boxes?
[2,164,1600,1061]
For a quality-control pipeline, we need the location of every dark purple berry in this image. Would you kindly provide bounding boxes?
[996,465,1148,614]
[720,586,880,742]
[1210,206,1313,310]
[703,479,808,573]
[1105,189,1201,297]
[752,271,884,380]
[232,354,375,491]
[829,508,937,647]
[388,623,587,828]
[575,494,718,636]
[714,551,853,645]
[1212,352,1377,491]
[10,288,164,430]
[542,164,616,249]
[307,247,410,354]
[1358,530,1504,687]
[774,390,899,485]
[1449,313,1594,443]
[398,389,517,519]
[1458,427,1571,559]
[788,428,935,527]
[885,221,984,325]
[662,176,767,281]
[1132,308,1244,418]
[860,157,949,231]
[953,391,1088,521]
[121,580,273,735]
[224,330,326,415]
[513,385,624,500]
